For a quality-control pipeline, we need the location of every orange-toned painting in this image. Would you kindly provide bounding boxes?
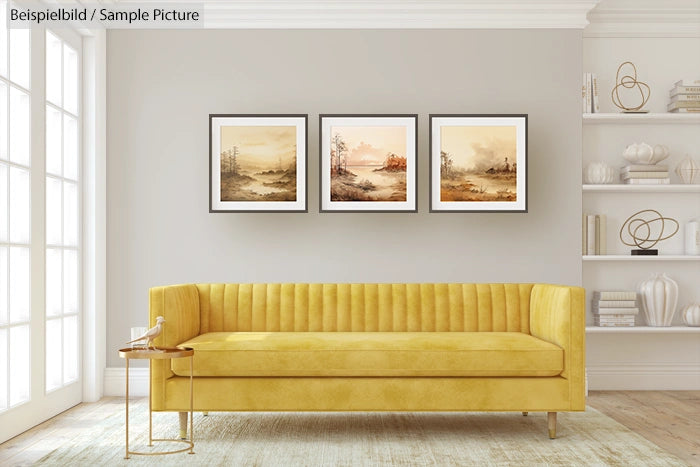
[210,115,307,212]
[320,115,417,212]
[430,115,527,212]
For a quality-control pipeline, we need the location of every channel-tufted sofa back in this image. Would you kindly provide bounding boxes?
[194,283,535,334]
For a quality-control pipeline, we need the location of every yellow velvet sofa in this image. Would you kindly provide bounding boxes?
[149,283,585,439]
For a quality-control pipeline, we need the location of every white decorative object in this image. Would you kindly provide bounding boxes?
[652,145,669,164]
[686,221,700,255]
[130,327,148,348]
[681,303,700,326]
[675,156,700,184]
[622,142,654,164]
[584,162,616,184]
[639,273,679,327]
[126,316,165,349]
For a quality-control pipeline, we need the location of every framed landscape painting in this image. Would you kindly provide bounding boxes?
[209,114,307,212]
[319,115,418,212]
[429,115,527,213]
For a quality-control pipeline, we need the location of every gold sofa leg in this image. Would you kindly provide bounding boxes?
[179,411,188,439]
[548,412,557,439]
[522,412,528,416]
[203,412,209,416]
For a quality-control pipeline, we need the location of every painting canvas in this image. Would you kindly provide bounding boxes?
[430,115,527,212]
[210,115,307,212]
[320,115,417,212]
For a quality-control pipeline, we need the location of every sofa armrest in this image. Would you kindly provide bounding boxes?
[529,284,585,410]
[149,284,200,410]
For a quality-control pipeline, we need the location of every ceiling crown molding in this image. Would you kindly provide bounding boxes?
[113,0,601,29]
[585,0,700,38]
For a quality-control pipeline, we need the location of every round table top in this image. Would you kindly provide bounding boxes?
[118,346,194,359]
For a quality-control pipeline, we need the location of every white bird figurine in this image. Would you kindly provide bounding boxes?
[126,316,165,350]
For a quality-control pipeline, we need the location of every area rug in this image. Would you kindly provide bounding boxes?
[31,399,685,466]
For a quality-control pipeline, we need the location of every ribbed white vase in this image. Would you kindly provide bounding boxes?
[639,273,679,326]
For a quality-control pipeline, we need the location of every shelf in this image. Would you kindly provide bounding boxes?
[583,184,700,193]
[586,326,700,334]
[583,113,700,124]
[583,255,700,261]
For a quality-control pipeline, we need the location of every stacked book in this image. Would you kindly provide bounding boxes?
[582,72,600,113]
[592,291,638,326]
[621,164,670,185]
[582,213,606,255]
[668,79,700,113]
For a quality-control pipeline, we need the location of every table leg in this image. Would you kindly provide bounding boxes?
[148,359,153,447]
[189,355,194,454]
[125,357,130,459]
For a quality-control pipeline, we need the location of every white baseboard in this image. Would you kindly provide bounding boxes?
[587,363,700,390]
[104,367,149,396]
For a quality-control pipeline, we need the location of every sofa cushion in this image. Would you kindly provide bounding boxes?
[171,332,563,377]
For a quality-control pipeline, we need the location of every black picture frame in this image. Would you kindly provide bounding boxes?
[429,114,528,213]
[319,114,418,213]
[209,114,308,213]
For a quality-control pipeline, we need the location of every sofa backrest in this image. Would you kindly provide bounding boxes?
[195,283,534,334]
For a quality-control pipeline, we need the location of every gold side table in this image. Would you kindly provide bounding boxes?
[118,346,195,459]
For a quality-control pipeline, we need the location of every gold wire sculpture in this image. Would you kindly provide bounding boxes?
[619,209,679,250]
[611,61,651,112]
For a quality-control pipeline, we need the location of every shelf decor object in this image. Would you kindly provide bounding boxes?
[429,114,528,212]
[611,61,650,113]
[584,162,615,184]
[619,209,679,255]
[209,114,308,213]
[681,303,700,326]
[675,156,700,184]
[639,273,679,327]
[622,143,669,165]
[319,114,418,213]
[686,220,699,255]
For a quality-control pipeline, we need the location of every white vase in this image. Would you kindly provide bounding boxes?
[584,162,616,184]
[639,273,679,326]
[682,303,700,326]
[675,156,700,184]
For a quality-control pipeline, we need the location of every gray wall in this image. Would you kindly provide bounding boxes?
[107,29,582,366]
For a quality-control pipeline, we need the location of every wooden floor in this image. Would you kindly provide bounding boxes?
[0,391,697,466]
[587,391,700,467]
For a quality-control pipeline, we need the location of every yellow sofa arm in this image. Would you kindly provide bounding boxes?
[149,284,200,410]
[529,284,585,410]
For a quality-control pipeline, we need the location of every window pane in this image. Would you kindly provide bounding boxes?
[9,325,29,406]
[9,166,29,244]
[9,87,30,166]
[9,247,29,323]
[63,181,77,246]
[45,318,61,392]
[46,248,61,318]
[0,81,7,160]
[46,106,62,176]
[0,0,7,78]
[46,176,62,245]
[0,164,7,241]
[63,115,78,180]
[0,247,6,325]
[0,328,6,410]
[45,31,62,107]
[63,249,77,315]
[63,45,77,115]
[63,315,77,383]
[9,29,29,90]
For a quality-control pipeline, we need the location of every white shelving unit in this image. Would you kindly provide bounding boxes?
[582,2,700,390]
[586,326,700,334]
[583,255,700,261]
[583,184,700,193]
[583,113,700,124]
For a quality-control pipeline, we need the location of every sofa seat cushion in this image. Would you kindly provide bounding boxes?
[171,332,563,377]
